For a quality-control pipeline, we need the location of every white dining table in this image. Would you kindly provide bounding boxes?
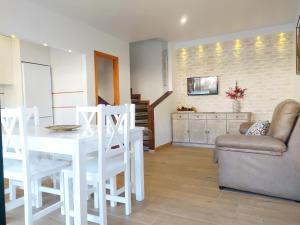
[18,125,145,225]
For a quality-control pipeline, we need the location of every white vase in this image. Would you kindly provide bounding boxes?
[232,100,241,112]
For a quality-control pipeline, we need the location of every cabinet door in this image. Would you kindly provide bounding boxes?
[172,119,189,142]
[0,35,13,85]
[189,119,207,144]
[227,120,246,135]
[207,120,227,145]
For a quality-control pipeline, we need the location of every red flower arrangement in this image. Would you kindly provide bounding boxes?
[226,81,247,100]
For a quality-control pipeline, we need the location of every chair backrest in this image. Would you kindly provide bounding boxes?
[268,99,300,143]
[1,107,28,162]
[129,104,135,129]
[76,106,97,126]
[24,106,39,127]
[97,104,130,163]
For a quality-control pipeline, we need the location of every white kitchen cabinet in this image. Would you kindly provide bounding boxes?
[207,119,227,145]
[189,117,207,144]
[172,112,251,146]
[0,35,13,85]
[172,114,189,142]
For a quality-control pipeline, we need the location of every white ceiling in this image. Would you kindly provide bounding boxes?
[27,0,299,42]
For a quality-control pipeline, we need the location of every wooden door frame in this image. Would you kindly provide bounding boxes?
[94,50,120,105]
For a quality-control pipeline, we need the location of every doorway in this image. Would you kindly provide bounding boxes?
[94,50,120,105]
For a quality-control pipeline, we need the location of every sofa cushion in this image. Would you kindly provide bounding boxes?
[268,100,300,143]
[216,135,286,156]
[246,121,270,136]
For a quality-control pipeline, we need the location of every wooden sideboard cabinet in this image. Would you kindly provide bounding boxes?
[172,112,251,146]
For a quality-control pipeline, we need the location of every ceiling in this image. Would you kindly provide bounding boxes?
[27,0,299,42]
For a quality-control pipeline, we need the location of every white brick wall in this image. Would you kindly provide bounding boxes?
[174,32,296,121]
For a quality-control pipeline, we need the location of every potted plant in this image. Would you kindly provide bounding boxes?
[225,81,247,112]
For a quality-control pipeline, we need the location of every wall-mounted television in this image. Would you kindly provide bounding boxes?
[187,76,218,96]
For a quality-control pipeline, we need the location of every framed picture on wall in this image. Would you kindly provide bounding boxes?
[187,76,218,96]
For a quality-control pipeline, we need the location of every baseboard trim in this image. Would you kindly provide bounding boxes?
[155,142,172,151]
[172,142,215,149]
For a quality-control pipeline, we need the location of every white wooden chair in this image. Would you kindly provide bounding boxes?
[76,104,136,206]
[62,104,132,225]
[1,107,68,225]
[7,106,42,206]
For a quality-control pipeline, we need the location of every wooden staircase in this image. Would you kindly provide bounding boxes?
[131,93,151,150]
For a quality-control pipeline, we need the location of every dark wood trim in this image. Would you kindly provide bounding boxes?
[150,91,173,108]
[148,91,173,150]
[21,61,50,67]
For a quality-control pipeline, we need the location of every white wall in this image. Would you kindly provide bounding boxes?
[97,57,114,104]
[0,0,131,107]
[154,94,175,147]
[173,31,296,121]
[20,40,50,65]
[50,48,84,124]
[130,39,167,102]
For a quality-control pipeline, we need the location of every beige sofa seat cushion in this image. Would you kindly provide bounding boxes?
[216,135,286,156]
[268,99,300,143]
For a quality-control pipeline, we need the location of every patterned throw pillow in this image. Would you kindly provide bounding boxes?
[246,121,270,136]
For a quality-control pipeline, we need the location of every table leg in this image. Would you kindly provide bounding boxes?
[134,130,144,201]
[72,145,87,225]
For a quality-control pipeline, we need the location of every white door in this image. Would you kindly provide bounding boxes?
[172,119,189,142]
[189,119,207,144]
[22,63,53,125]
[207,120,227,145]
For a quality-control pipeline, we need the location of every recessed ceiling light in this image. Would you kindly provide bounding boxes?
[11,34,16,39]
[180,16,187,25]
[68,49,72,53]
[43,43,48,47]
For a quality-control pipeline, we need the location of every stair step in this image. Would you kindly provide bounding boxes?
[136,123,148,127]
[136,112,148,116]
[136,116,148,121]
[131,94,141,100]
[135,100,149,105]
[135,119,148,124]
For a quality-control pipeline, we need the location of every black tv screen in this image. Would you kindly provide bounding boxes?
[187,76,218,96]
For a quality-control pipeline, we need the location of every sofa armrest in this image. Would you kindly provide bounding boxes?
[239,122,255,134]
[216,135,286,156]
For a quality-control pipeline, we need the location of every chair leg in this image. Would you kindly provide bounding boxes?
[98,181,107,225]
[130,157,136,194]
[64,174,72,225]
[9,180,16,201]
[60,172,65,215]
[24,180,33,225]
[94,182,99,209]
[34,179,42,209]
[124,167,132,215]
[110,177,117,207]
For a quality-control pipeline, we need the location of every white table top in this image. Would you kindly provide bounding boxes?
[11,125,144,140]
[8,125,144,155]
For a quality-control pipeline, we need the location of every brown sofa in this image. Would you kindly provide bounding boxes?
[215,99,300,201]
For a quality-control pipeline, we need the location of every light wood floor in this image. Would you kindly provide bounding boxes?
[6,146,300,225]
